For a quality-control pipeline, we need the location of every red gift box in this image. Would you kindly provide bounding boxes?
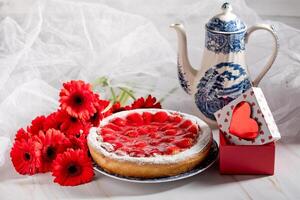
[219,131,275,175]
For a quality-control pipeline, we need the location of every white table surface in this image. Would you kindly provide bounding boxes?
[1,129,300,200]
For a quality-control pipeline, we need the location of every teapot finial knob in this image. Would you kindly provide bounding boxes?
[221,2,232,13]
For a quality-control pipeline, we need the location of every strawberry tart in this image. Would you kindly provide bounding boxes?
[87,109,212,178]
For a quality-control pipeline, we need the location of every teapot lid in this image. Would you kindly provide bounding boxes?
[206,3,246,33]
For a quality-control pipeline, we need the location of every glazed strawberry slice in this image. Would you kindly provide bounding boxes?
[160,137,175,143]
[101,127,115,135]
[111,141,123,150]
[149,139,160,146]
[126,112,144,125]
[134,141,147,149]
[149,132,160,139]
[111,117,127,126]
[137,127,148,135]
[146,126,159,133]
[122,126,134,134]
[119,146,130,154]
[149,148,162,156]
[174,138,193,148]
[174,129,185,136]
[159,124,176,131]
[168,114,183,123]
[183,132,197,139]
[119,135,131,142]
[165,129,177,136]
[179,119,193,129]
[153,111,168,123]
[187,124,198,134]
[165,146,180,155]
[105,123,122,131]
[142,112,153,124]
[102,134,117,142]
[125,130,139,137]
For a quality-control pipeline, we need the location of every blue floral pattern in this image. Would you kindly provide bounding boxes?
[205,31,245,54]
[177,61,191,94]
[206,17,246,32]
[194,62,251,120]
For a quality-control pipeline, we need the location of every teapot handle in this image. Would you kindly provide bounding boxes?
[245,24,279,87]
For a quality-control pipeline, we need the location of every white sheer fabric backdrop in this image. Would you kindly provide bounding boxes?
[0,0,299,168]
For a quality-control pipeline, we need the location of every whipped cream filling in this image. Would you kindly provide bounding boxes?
[87,109,212,164]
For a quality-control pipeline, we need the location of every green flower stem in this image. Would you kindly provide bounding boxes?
[92,76,137,106]
[101,101,113,113]
[92,76,109,89]
[117,90,126,103]
[120,93,130,106]
[119,90,134,106]
[118,87,136,100]
[110,87,117,103]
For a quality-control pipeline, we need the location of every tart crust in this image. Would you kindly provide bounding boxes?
[89,139,211,178]
[88,109,213,178]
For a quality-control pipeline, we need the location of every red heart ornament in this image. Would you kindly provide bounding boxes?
[229,101,259,140]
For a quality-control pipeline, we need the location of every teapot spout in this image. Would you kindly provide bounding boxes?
[170,23,197,94]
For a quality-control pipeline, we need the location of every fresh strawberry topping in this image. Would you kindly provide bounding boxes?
[153,111,169,123]
[175,138,193,148]
[142,112,152,124]
[99,111,200,157]
[165,146,180,155]
[179,119,193,128]
[111,118,127,127]
[126,113,144,125]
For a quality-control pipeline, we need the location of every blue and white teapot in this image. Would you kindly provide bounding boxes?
[170,2,278,126]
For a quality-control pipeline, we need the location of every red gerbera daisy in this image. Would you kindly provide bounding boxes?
[59,80,98,120]
[27,115,46,135]
[10,138,42,175]
[58,110,91,137]
[68,135,88,152]
[14,128,31,141]
[52,149,94,186]
[43,111,63,131]
[89,99,110,126]
[127,95,161,110]
[67,122,91,138]
[37,129,70,173]
[111,101,126,113]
